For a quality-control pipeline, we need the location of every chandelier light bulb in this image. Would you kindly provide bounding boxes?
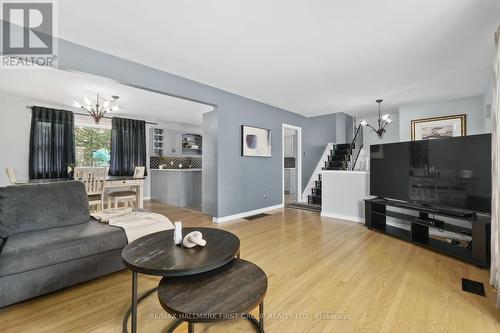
[75,93,120,124]
[359,99,391,138]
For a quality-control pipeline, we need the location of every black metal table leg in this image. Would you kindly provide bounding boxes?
[188,322,194,333]
[122,272,158,333]
[165,319,184,333]
[244,301,265,333]
[259,302,264,331]
[131,271,138,333]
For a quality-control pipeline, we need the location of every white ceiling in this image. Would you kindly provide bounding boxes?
[0,69,213,125]
[55,0,500,118]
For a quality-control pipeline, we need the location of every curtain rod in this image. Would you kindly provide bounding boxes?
[26,106,158,125]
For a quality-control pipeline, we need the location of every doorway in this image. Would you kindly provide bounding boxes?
[282,124,302,205]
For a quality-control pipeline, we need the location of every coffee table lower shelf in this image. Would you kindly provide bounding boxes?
[121,277,265,333]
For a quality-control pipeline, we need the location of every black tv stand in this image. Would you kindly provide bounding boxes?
[364,198,490,267]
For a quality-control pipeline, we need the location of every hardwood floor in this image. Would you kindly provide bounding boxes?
[1,201,499,333]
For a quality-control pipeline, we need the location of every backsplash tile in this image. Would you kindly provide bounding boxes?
[150,156,202,169]
[284,157,296,168]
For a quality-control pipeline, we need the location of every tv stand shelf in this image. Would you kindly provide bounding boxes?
[365,198,490,267]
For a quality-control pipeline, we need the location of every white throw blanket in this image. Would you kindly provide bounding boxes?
[92,208,174,242]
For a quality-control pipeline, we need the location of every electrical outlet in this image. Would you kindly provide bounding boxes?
[263,193,267,199]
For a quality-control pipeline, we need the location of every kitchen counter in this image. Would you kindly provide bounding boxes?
[151,168,202,210]
[151,168,202,172]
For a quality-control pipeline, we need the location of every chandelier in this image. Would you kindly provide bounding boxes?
[73,94,120,124]
[360,99,392,138]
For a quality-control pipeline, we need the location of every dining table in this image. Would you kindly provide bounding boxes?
[15,176,145,208]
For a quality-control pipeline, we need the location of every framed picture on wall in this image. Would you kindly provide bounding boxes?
[411,114,466,141]
[241,125,272,157]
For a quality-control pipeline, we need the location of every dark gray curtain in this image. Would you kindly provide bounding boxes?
[109,117,147,176]
[29,106,75,179]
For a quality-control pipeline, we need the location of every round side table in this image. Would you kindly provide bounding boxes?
[121,228,240,333]
[158,259,268,333]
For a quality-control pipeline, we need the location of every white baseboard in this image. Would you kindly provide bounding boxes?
[213,204,284,224]
[320,211,365,223]
[143,196,151,201]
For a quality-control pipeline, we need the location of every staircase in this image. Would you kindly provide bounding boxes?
[307,125,363,206]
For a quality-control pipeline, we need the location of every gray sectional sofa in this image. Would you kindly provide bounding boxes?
[0,181,128,308]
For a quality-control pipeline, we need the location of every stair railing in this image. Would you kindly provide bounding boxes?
[350,124,364,170]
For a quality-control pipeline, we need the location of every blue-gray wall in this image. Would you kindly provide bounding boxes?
[360,95,490,150]
[57,39,350,218]
[399,95,489,141]
[301,112,354,194]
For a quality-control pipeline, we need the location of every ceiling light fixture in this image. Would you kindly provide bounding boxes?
[360,99,391,138]
[73,94,120,124]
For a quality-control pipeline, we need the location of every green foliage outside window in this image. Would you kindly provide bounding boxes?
[75,126,111,166]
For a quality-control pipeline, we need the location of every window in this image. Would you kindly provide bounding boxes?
[75,125,111,167]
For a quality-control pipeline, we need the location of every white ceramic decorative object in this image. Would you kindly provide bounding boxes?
[174,221,183,245]
[182,231,207,248]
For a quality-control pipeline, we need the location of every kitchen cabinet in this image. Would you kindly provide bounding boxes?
[289,168,296,195]
[284,169,290,193]
[150,128,202,157]
[182,133,202,155]
[284,168,296,194]
[150,169,202,210]
[150,128,164,157]
[164,130,182,155]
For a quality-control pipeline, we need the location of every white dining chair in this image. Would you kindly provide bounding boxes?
[134,166,145,178]
[107,166,144,209]
[74,167,107,212]
[5,168,17,185]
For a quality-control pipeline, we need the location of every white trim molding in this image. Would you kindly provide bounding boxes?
[212,204,284,224]
[282,123,303,204]
[320,211,365,223]
[321,170,369,175]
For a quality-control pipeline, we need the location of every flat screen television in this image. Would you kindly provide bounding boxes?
[370,134,492,213]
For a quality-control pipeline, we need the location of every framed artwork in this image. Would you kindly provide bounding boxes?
[241,125,272,157]
[411,114,466,141]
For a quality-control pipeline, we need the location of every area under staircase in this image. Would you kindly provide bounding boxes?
[307,125,363,206]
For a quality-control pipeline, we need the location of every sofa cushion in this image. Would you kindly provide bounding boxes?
[0,181,90,237]
[0,220,127,277]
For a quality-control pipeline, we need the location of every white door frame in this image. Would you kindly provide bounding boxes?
[282,123,302,205]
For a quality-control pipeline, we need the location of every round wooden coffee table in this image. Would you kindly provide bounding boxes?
[158,259,267,333]
[121,227,240,333]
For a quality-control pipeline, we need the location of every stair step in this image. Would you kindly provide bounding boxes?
[328,154,345,161]
[315,180,321,188]
[312,187,321,195]
[325,161,345,169]
[308,194,322,205]
[323,166,345,170]
[335,143,352,149]
[331,148,351,153]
